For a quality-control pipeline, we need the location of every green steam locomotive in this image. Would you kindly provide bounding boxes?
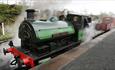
[3,9,91,69]
[19,9,90,54]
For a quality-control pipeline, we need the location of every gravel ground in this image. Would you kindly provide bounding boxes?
[0,42,13,70]
[61,31,115,70]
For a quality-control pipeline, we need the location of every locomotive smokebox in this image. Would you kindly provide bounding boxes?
[26,9,35,20]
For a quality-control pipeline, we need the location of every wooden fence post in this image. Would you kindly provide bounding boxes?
[1,22,5,35]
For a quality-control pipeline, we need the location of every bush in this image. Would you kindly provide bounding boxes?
[0,4,22,25]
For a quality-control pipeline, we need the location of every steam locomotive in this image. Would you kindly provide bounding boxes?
[3,9,92,70]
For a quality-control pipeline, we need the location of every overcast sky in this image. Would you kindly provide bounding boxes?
[1,0,115,15]
[64,0,115,15]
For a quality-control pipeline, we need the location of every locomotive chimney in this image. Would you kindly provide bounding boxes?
[26,9,35,20]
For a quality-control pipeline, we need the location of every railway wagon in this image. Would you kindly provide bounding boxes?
[95,17,112,31]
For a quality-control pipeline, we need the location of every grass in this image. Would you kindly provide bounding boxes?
[0,33,12,42]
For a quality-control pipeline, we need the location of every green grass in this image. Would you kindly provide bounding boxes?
[0,33,12,41]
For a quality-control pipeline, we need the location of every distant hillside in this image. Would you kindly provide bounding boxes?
[0,4,22,25]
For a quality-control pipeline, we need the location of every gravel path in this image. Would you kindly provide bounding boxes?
[61,31,115,70]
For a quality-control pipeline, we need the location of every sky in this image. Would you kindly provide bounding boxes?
[0,0,21,4]
[1,0,115,15]
[64,0,115,15]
